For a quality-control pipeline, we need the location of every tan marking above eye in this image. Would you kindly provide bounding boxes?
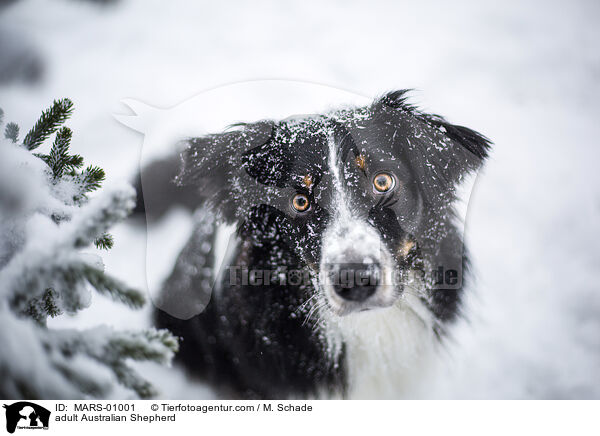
[303,174,313,188]
[355,154,366,170]
[399,240,415,258]
[373,172,395,192]
[292,193,310,212]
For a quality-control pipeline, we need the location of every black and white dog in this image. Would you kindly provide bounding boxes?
[138,90,490,399]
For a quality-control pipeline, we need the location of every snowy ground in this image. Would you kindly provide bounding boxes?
[1,0,599,399]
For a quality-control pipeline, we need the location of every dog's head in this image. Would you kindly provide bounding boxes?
[177,91,490,317]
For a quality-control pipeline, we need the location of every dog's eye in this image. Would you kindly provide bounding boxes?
[373,172,395,193]
[292,193,310,212]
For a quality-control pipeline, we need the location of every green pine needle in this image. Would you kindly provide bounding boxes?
[82,264,146,309]
[33,152,50,165]
[23,98,74,151]
[80,165,106,193]
[112,364,156,399]
[25,288,62,324]
[144,329,179,354]
[68,154,84,171]
[48,127,73,179]
[0,108,4,125]
[42,288,61,318]
[4,122,20,143]
[94,233,114,250]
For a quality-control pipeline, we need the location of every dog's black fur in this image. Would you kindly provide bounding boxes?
[137,91,490,399]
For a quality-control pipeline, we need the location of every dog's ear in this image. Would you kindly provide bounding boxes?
[373,90,491,205]
[176,120,275,223]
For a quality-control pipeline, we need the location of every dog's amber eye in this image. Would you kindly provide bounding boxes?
[373,172,395,193]
[292,193,310,212]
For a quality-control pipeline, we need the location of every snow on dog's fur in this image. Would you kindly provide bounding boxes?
[137,90,491,399]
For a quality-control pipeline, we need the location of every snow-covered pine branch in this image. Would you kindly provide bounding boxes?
[23,98,74,151]
[0,100,178,399]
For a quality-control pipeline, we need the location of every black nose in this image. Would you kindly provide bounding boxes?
[331,263,381,302]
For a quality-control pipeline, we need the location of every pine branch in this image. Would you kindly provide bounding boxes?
[9,259,144,316]
[52,361,109,398]
[0,101,179,400]
[81,263,145,309]
[4,122,19,143]
[105,329,179,398]
[0,312,87,399]
[108,329,179,362]
[33,152,50,165]
[37,127,83,180]
[79,165,106,194]
[43,288,61,318]
[51,327,178,399]
[25,288,62,325]
[0,107,4,125]
[94,233,114,250]
[67,154,84,172]
[1,187,137,313]
[47,127,73,179]
[23,98,74,151]
[112,363,155,398]
[26,288,62,325]
[69,185,135,248]
[10,260,90,316]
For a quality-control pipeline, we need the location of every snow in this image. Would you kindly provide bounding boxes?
[0,132,178,398]
[1,0,599,398]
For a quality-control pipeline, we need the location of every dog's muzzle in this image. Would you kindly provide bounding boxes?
[319,218,399,316]
[329,262,381,302]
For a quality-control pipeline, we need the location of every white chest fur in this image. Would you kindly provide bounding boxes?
[323,293,438,399]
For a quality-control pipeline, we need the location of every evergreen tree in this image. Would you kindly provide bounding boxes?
[0,100,178,399]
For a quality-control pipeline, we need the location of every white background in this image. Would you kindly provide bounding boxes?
[2,400,600,436]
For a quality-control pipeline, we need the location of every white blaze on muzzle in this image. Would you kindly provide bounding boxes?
[318,133,398,315]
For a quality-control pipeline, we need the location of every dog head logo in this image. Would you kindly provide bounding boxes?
[3,402,50,433]
[116,81,488,321]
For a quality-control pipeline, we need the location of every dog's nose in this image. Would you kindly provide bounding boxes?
[331,262,381,302]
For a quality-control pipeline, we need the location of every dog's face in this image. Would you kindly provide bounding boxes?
[178,91,489,317]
